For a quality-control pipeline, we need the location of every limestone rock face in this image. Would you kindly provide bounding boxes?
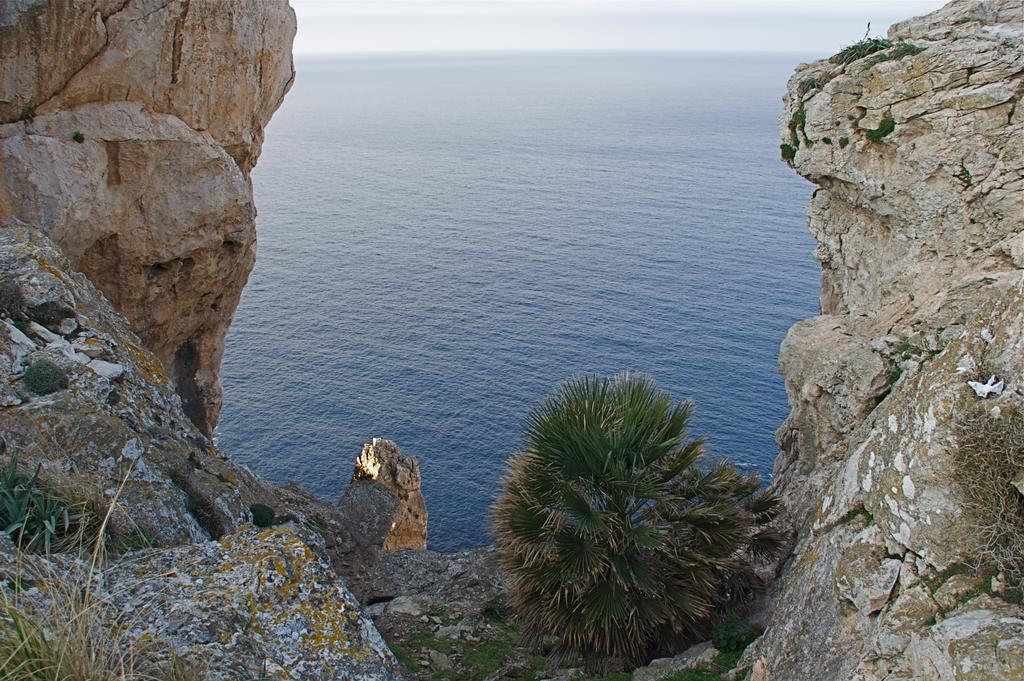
[0,527,400,680]
[105,527,402,680]
[0,0,296,434]
[0,226,279,545]
[749,1,1024,678]
[342,437,429,551]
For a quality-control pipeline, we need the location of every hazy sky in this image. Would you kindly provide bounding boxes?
[290,0,950,55]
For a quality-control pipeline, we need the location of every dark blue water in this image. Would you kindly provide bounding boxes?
[217,52,820,552]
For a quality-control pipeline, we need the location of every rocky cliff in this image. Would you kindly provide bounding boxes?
[0,0,296,434]
[745,0,1024,678]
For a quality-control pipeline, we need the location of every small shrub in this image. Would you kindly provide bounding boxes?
[830,38,892,65]
[955,15,986,25]
[491,375,785,667]
[864,116,896,142]
[797,76,826,97]
[0,456,82,554]
[481,596,507,622]
[250,503,275,528]
[838,136,850,148]
[72,131,85,143]
[788,103,808,147]
[711,614,758,653]
[952,406,1024,587]
[780,143,796,162]
[954,160,973,188]
[867,42,926,66]
[821,137,832,145]
[22,361,68,396]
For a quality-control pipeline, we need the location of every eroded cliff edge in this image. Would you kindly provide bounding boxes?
[747,0,1024,678]
[0,0,297,434]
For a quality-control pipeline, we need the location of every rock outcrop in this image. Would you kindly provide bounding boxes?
[0,0,296,434]
[0,225,282,545]
[340,437,429,552]
[0,526,401,680]
[0,224,402,678]
[748,1,1024,678]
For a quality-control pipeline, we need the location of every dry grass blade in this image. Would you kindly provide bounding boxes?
[952,405,1024,588]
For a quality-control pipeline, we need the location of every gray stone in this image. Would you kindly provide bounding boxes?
[385,595,424,618]
[87,358,124,381]
[632,641,718,681]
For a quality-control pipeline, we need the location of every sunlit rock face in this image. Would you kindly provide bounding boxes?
[340,438,429,552]
[748,0,1024,678]
[0,0,296,434]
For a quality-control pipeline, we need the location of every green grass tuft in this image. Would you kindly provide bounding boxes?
[838,136,850,148]
[867,42,926,66]
[22,361,68,396]
[830,38,892,65]
[864,116,896,142]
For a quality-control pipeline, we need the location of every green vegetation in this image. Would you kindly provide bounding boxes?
[0,483,220,681]
[249,503,276,528]
[491,374,785,667]
[954,160,973,188]
[840,506,875,526]
[864,116,896,142]
[711,614,758,653]
[72,131,85,144]
[830,38,892,65]
[780,144,796,163]
[788,103,809,148]
[0,456,81,554]
[838,136,850,149]
[388,618,546,681]
[954,15,987,25]
[952,406,1024,587]
[21,361,68,396]
[821,137,832,145]
[797,76,826,97]
[867,42,926,66]
[712,649,743,669]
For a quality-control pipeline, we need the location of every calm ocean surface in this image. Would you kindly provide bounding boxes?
[217,52,821,552]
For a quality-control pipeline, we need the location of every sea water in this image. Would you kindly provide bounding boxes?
[217,52,821,551]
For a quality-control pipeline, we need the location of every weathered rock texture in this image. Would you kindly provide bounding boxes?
[0,527,401,680]
[0,0,296,434]
[0,227,400,678]
[0,226,281,544]
[748,1,1024,679]
[343,437,429,551]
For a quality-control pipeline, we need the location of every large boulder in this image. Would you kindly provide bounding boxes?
[0,0,296,434]
[339,438,429,552]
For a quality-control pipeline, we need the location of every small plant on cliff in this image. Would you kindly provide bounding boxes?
[71,131,85,144]
[952,405,1024,588]
[21,361,68,396]
[0,455,82,554]
[866,42,925,66]
[710,614,758,653]
[779,143,796,163]
[249,503,276,528]
[829,37,892,65]
[863,115,896,142]
[491,374,785,669]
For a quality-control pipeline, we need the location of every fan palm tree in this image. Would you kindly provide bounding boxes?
[491,374,784,667]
